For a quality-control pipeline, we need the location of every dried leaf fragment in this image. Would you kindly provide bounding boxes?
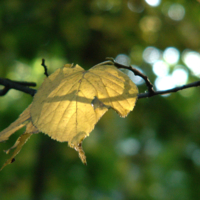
[0,105,38,170]
[1,132,32,171]
[0,104,32,142]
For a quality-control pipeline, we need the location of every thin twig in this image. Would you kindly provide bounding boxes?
[106,57,155,94]
[106,57,200,98]
[138,81,200,99]
[41,59,49,77]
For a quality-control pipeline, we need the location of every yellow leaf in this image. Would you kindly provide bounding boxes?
[30,61,138,163]
[0,61,138,167]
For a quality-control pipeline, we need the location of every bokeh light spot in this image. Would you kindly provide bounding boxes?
[115,54,130,65]
[168,4,185,21]
[172,67,188,86]
[143,47,161,64]
[182,50,200,76]
[155,76,175,91]
[127,1,144,13]
[139,16,161,32]
[192,149,200,166]
[163,47,180,65]
[116,138,140,156]
[96,0,113,11]
[153,60,169,77]
[145,0,161,7]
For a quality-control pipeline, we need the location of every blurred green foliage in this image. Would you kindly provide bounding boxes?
[0,0,200,199]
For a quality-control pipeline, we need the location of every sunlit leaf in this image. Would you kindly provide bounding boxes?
[30,61,138,163]
[0,61,138,167]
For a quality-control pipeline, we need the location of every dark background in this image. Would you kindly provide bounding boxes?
[0,0,200,199]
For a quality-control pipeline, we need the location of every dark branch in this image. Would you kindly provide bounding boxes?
[8,80,36,87]
[138,81,200,99]
[106,57,200,99]
[0,86,10,96]
[0,78,37,96]
[41,59,49,77]
[0,59,200,99]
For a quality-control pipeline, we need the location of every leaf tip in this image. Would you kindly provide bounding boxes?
[70,142,87,165]
[77,143,87,165]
